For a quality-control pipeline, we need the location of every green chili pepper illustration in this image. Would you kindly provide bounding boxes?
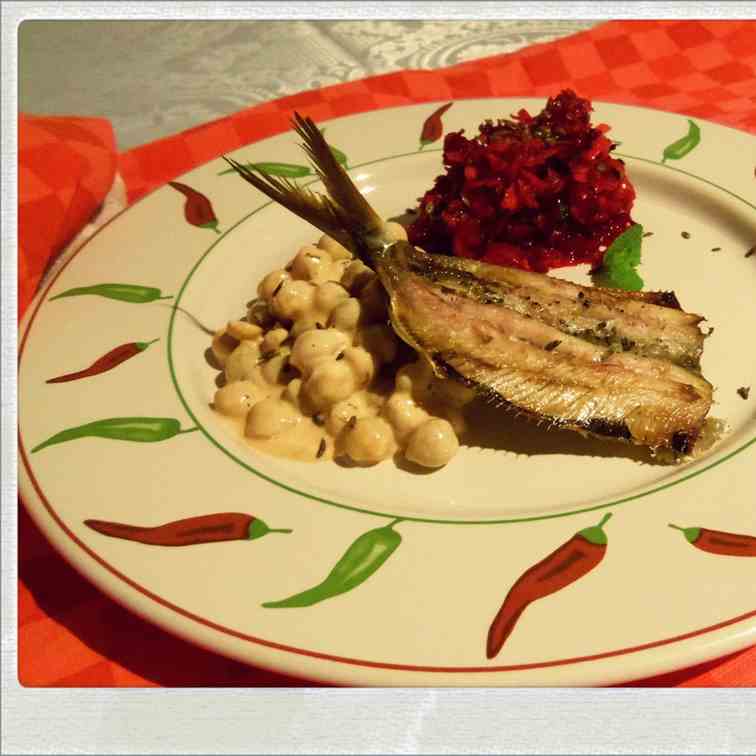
[49,283,173,304]
[262,518,403,608]
[661,120,701,164]
[31,416,199,453]
[218,161,312,178]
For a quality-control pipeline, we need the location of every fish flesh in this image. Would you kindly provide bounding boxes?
[223,115,712,453]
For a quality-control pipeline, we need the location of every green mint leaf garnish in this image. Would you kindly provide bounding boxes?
[592,223,644,292]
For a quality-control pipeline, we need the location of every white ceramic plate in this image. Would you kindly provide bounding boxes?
[18,99,756,686]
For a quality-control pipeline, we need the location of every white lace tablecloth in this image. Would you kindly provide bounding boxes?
[19,20,597,151]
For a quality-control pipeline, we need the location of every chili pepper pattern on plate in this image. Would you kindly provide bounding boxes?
[217,134,347,177]
[487,513,613,658]
[84,512,292,546]
[219,161,312,178]
[49,283,173,304]
[262,519,404,608]
[31,416,198,453]
[661,119,701,164]
[169,181,222,234]
[668,524,756,557]
[419,102,453,148]
[46,339,159,383]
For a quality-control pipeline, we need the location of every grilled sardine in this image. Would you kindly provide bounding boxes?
[223,114,713,453]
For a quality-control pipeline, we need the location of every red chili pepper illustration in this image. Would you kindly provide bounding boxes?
[46,339,159,383]
[84,512,292,546]
[420,102,453,148]
[668,524,756,557]
[486,512,612,659]
[169,181,221,233]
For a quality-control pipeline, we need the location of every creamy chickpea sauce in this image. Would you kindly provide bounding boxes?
[210,223,472,469]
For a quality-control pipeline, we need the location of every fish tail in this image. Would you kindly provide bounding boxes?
[291,113,384,242]
[221,156,348,242]
[223,112,385,257]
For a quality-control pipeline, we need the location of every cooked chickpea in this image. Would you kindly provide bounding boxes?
[260,327,289,355]
[213,380,262,417]
[304,360,357,409]
[245,398,301,439]
[260,349,291,384]
[258,269,290,301]
[271,280,316,321]
[383,393,428,442]
[282,377,303,407]
[225,341,261,381]
[317,233,352,261]
[328,298,362,333]
[290,245,330,282]
[342,346,375,387]
[394,366,414,394]
[395,358,433,395]
[325,397,370,436]
[290,316,325,339]
[384,221,409,242]
[405,418,459,468]
[290,328,350,376]
[344,417,394,464]
[315,281,350,314]
[211,329,239,368]
[226,320,263,341]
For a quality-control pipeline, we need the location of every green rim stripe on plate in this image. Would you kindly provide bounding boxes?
[167,150,756,525]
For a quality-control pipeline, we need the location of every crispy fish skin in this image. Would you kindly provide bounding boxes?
[223,113,713,453]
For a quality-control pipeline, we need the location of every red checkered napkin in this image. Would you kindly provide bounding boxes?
[18,115,117,315]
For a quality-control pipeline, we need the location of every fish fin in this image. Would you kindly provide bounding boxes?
[221,156,347,241]
[291,113,385,244]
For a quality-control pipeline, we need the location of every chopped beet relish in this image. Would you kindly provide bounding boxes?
[407,90,636,273]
